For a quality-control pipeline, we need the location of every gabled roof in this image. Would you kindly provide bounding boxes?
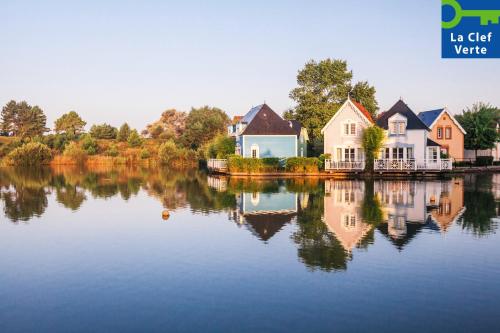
[321,98,374,134]
[240,104,297,136]
[376,100,430,131]
[244,213,295,241]
[418,108,467,134]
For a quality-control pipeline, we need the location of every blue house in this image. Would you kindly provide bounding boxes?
[228,104,308,158]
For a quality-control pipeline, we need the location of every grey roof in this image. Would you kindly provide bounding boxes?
[241,105,262,124]
[427,138,441,147]
[418,109,445,128]
[376,100,430,131]
[240,104,297,136]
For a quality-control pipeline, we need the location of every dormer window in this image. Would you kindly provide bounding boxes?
[390,121,406,135]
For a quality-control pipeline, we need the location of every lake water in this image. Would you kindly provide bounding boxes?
[0,166,499,332]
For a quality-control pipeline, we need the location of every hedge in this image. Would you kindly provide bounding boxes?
[285,157,320,173]
[227,155,281,173]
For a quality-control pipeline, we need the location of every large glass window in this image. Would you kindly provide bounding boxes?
[344,148,355,161]
[390,121,406,135]
[407,147,414,159]
[392,147,404,159]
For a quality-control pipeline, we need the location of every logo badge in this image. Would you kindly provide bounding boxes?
[442,0,500,58]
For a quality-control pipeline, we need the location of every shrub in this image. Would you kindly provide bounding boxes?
[204,135,236,159]
[106,144,119,157]
[127,130,143,147]
[140,148,151,159]
[43,133,71,151]
[0,139,23,158]
[318,153,331,170]
[158,140,178,164]
[476,156,493,166]
[285,157,320,173]
[226,156,282,173]
[80,134,98,155]
[63,142,87,164]
[4,142,53,166]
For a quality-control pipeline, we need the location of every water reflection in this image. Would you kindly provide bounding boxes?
[0,166,498,271]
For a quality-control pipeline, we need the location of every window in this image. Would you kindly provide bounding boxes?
[336,148,342,161]
[384,148,390,159]
[344,123,350,135]
[437,127,443,139]
[343,121,356,136]
[445,127,452,139]
[350,123,356,135]
[407,147,414,159]
[429,147,438,161]
[251,144,259,158]
[344,148,355,161]
[392,147,404,160]
[390,121,406,135]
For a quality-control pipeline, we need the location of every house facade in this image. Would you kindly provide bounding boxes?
[229,104,307,158]
[374,100,450,171]
[321,97,374,170]
[418,108,466,160]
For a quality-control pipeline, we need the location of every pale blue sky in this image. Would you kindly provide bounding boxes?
[1,0,499,131]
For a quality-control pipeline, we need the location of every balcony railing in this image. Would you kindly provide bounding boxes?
[325,159,365,171]
[374,159,452,171]
[207,159,228,171]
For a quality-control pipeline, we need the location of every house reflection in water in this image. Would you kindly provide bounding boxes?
[230,189,302,242]
[323,180,374,252]
[374,179,465,249]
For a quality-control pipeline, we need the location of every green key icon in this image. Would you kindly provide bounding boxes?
[442,0,500,29]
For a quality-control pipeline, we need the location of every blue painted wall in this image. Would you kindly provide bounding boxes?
[241,192,297,213]
[242,135,297,158]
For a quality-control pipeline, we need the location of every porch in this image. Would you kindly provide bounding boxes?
[324,159,365,172]
[374,159,452,172]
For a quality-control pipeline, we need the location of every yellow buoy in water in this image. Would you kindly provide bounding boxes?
[162,210,170,220]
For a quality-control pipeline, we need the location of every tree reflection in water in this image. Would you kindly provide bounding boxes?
[0,166,498,271]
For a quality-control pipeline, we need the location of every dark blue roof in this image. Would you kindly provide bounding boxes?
[418,109,444,127]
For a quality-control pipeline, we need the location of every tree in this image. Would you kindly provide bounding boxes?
[0,100,48,138]
[144,109,187,139]
[89,123,118,139]
[117,123,131,142]
[362,125,385,172]
[181,106,230,149]
[286,59,378,155]
[350,81,378,116]
[456,103,500,158]
[54,111,86,137]
[127,129,143,147]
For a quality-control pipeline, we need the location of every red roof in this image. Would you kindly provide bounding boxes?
[351,100,374,123]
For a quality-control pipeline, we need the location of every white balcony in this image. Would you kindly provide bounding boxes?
[325,159,365,171]
[374,159,452,172]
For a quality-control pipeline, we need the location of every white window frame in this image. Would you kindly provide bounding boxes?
[250,144,259,158]
[342,120,357,137]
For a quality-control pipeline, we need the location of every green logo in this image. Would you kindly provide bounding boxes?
[442,0,500,29]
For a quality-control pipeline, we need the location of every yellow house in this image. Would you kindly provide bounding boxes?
[418,108,466,160]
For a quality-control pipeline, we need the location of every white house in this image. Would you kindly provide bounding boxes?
[321,97,374,170]
[374,100,452,172]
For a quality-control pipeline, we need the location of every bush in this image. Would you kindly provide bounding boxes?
[127,130,143,147]
[318,153,331,170]
[63,142,87,164]
[140,148,151,159]
[43,133,71,152]
[80,134,98,155]
[204,135,235,159]
[158,140,178,165]
[285,157,320,173]
[476,156,493,166]
[106,144,119,157]
[4,142,53,166]
[0,139,23,158]
[226,156,282,173]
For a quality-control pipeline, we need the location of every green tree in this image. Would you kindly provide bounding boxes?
[204,134,236,159]
[80,134,98,155]
[286,59,378,155]
[117,123,131,142]
[89,123,118,139]
[456,103,499,158]
[181,106,230,149]
[127,129,143,147]
[158,140,178,164]
[362,125,385,172]
[1,101,48,138]
[350,81,378,116]
[54,111,86,137]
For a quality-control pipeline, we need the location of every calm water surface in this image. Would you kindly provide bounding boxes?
[0,166,499,332]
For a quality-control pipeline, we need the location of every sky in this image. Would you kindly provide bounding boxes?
[1,0,499,131]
